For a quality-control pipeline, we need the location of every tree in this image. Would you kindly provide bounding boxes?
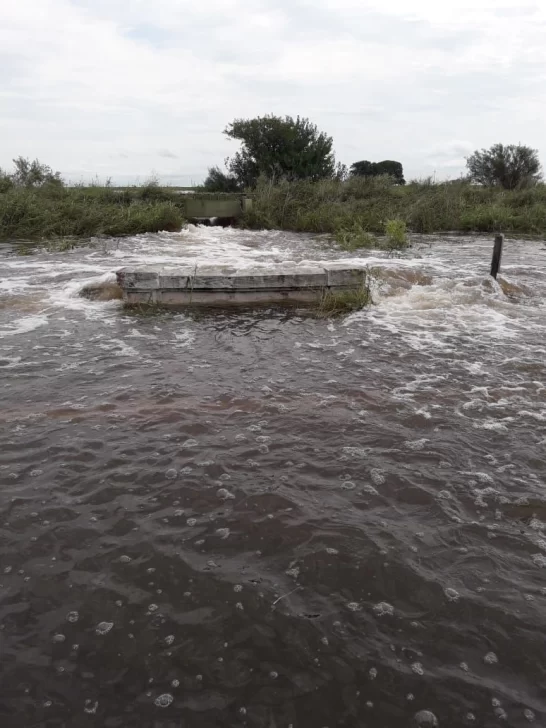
[350,160,405,184]
[0,167,14,193]
[466,144,542,189]
[10,157,63,187]
[224,115,336,188]
[203,165,242,193]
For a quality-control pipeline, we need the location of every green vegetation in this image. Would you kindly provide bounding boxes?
[0,186,184,241]
[317,284,372,317]
[0,158,185,242]
[205,114,342,191]
[335,222,377,251]
[350,160,405,185]
[241,175,546,236]
[466,143,541,190]
[385,219,408,249]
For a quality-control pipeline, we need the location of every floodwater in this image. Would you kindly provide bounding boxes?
[0,227,545,728]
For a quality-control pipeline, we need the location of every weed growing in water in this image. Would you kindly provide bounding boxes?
[317,281,372,317]
[335,222,377,251]
[384,219,408,250]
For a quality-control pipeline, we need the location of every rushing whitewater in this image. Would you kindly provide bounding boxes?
[1,227,545,727]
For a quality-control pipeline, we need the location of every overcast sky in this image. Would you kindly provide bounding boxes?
[1,0,545,185]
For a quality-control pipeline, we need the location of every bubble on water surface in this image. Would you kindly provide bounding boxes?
[413,710,439,727]
[370,468,386,485]
[148,604,159,613]
[164,635,175,646]
[66,611,79,623]
[186,518,197,526]
[524,709,535,722]
[269,671,278,679]
[83,700,98,714]
[373,602,394,616]
[404,439,429,451]
[532,553,546,567]
[460,662,469,672]
[484,652,498,664]
[52,633,66,643]
[171,679,180,688]
[216,528,230,539]
[340,481,356,490]
[119,555,132,563]
[326,548,339,555]
[444,588,460,602]
[369,667,377,680]
[154,693,173,708]
[165,469,177,480]
[95,622,114,635]
[234,584,243,592]
[411,662,424,675]
[347,602,361,611]
[182,439,198,448]
[216,488,235,500]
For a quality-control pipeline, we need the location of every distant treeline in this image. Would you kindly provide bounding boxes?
[203,114,542,194]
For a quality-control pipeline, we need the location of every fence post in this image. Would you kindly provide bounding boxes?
[490,233,504,279]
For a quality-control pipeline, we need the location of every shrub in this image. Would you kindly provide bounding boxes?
[384,219,408,249]
[335,223,377,251]
[317,284,372,317]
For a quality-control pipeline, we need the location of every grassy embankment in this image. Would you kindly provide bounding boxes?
[241,176,546,248]
[3,175,546,248]
[0,183,187,243]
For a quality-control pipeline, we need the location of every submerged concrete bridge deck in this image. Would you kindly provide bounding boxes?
[116,263,367,306]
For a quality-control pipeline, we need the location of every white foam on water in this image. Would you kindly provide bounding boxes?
[0,314,49,338]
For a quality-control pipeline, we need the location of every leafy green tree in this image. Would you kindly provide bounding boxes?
[350,160,405,184]
[224,115,336,188]
[466,144,542,189]
[11,157,63,187]
[203,165,242,192]
[0,167,14,193]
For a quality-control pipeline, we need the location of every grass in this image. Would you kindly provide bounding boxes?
[0,183,185,242]
[317,274,373,317]
[6,173,546,243]
[241,176,546,236]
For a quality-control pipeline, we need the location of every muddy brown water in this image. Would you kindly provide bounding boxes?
[1,228,545,728]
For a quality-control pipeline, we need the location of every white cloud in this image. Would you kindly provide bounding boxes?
[1,0,546,183]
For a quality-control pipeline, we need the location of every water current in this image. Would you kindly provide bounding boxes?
[1,226,545,727]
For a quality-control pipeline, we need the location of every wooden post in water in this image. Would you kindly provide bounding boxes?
[490,233,504,279]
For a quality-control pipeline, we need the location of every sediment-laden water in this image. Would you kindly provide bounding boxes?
[1,227,545,728]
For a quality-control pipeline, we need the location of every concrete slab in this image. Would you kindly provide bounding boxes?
[116,262,367,306]
[321,262,367,287]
